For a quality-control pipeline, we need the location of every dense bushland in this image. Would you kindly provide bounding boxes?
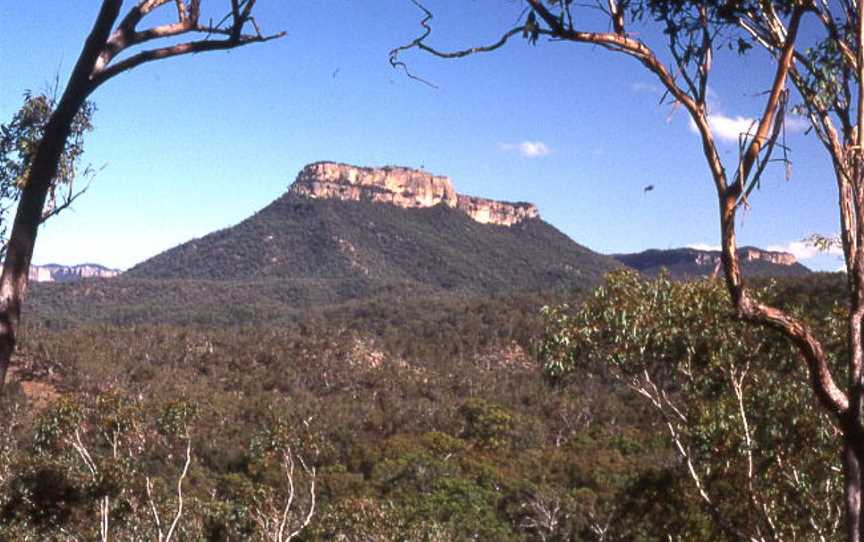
[0,272,848,539]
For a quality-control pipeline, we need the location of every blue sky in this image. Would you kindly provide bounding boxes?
[0,1,845,271]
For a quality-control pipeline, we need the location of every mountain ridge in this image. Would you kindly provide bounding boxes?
[613,246,811,279]
[124,191,618,291]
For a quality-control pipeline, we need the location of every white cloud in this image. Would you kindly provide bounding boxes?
[766,240,843,261]
[689,114,757,143]
[499,141,551,158]
[784,115,810,133]
[688,113,809,143]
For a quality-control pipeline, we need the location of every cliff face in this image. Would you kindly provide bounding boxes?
[29,264,120,283]
[738,247,797,266]
[288,162,539,226]
[693,247,797,267]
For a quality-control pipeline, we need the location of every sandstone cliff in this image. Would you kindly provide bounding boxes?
[692,247,797,267]
[29,263,120,283]
[288,162,539,226]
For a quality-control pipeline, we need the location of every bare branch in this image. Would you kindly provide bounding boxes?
[255,445,317,542]
[41,182,91,224]
[285,456,316,541]
[146,477,164,540]
[389,0,526,88]
[94,0,285,86]
[737,90,789,209]
[164,437,192,542]
[607,0,624,34]
[92,30,285,87]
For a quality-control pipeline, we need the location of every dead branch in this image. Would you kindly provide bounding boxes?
[146,436,192,542]
[255,445,317,542]
[388,0,527,88]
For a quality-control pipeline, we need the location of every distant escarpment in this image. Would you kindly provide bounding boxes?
[29,263,119,283]
[614,246,810,279]
[289,162,539,226]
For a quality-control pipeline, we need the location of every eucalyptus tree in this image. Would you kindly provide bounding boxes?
[740,6,864,538]
[541,271,843,540]
[0,1,283,387]
[0,91,96,260]
[391,1,864,539]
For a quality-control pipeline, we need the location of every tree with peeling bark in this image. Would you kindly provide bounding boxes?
[391,0,864,540]
[0,0,283,388]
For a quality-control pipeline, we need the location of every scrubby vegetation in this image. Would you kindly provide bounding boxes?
[0,271,849,539]
[123,197,617,289]
[25,196,623,331]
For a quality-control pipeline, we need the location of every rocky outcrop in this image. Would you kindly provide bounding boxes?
[289,162,539,226]
[738,247,797,266]
[29,264,120,283]
[692,247,797,267]
[455,195,538,226]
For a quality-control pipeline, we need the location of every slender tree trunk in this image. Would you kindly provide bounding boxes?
[844,439,864,542]
[0,92,91,386]
[0,1,116,388]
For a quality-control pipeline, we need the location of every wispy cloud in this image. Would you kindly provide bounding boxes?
[631,81,661,94]
[766,240,843,261]
[499,141,551,158]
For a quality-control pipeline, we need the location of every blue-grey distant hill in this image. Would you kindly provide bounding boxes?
[612,246,811,279]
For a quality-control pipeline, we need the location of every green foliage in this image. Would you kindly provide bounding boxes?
[0,91,95,254]
[4,273,851,539]
[541,270,843,539]
[459,398,514,450]
[30,186,824,337]
[1,291,700,540]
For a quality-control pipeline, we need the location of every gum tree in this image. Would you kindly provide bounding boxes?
[0,0,283,386]
[0,91,95,261]
[391,1,864,539]
[541,271,843,540]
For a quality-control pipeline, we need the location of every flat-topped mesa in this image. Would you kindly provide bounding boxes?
[288,162,539,226]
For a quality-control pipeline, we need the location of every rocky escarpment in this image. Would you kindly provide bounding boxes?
[688,247,797,267]
[737,247,797,266]
[289,162,539,226]
[29,263,120,283]
[614,246,809,279]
